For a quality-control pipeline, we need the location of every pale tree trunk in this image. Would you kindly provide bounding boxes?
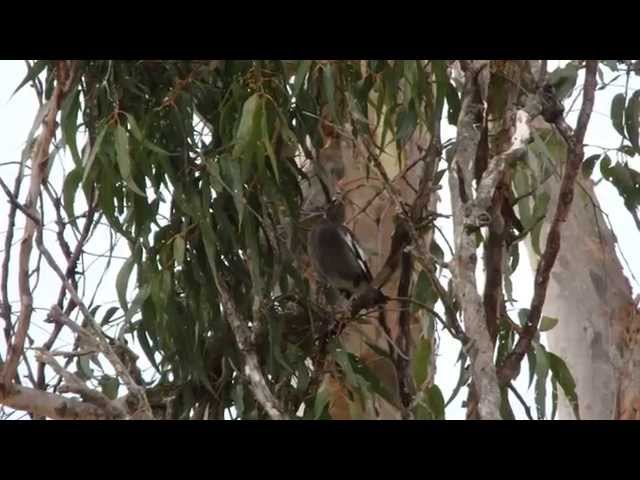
[526,118,640,420]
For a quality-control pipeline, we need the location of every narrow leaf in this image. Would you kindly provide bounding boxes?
[547,351,580,419]
[611,93,626,139]
[624,90,640,153]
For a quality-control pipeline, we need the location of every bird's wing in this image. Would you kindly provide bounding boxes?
[337,225,373,282]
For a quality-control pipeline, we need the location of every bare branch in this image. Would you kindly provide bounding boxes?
[1,61,76,390]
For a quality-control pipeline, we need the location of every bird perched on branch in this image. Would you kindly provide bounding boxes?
[308,193,387,311]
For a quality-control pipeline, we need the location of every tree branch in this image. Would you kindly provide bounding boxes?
[35,349,127,419]
[447,61,502,420]
[212,271,288,420]
[1,61,75,390]
[0,383,119,420]
[497,61,599,386]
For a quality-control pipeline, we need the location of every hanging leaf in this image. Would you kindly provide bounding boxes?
[426,385,446,420]
[116,247,138,312]
[173,235,186,268]
[611,93,627,139]
[396,103,418,144]
[548,63,579,100]
[62,166,84,230]
[517,308,530,326]
[624,90,640,153]
[115,124,146,196]
[322,63,337,123]
[60,89,82,166]
[100,306,120,326]
[534,342,550,420]
[76,355,94,381]
[82,122,108,185]
[314,385,331,419]
[547,351,580,419]
[413,336,432,388]
[12,60,48,97]
[445,349,470,407]
[99,375,119,400]
[550,376,559,420]
[531,191,550,256]
[233,93,263,160]
[582,153,601,178]
[539,316,559,332]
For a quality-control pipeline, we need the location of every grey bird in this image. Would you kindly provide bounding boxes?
[308,195,386,309]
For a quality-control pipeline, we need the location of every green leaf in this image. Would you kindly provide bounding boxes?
[137,327,160,373]
[582,154,601,178]
[547,351,580,419]
[624,90,640,153]
[115,124,146,196]
[527,347,537,389]
[611,93,626,139]
[173,235,185,268]
[116,247,137,312]
[517,308,530,326]
[412,270,437,314]
[323,64,337,122]
[82,122,108,185]
[396,104,417,143]
[76,355,94,381]
[99,375,119,400]
[539,315,559,332]
[550,376,559,420]
[534,342,550,420]
[413,336,432,388]
[12,60,47,97]
[426,384,445,420]
[500,387,515,420]
[263,111,279,184]
[233,382,245,418]
[60,89,82,166]
[314,385,330,419]
[445,348,469,407]
[62,166,84,230]
[100,306,120,326]
[548,63,579,100]
[531,191,550,255]
[232,93,263,160]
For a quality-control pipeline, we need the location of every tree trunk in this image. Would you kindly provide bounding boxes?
[525,119,640,419]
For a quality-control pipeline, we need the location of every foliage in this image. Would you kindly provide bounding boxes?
[2,59,638,420]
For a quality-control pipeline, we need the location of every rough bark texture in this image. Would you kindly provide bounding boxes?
[527,119,640,420]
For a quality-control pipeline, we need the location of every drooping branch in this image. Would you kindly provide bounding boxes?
[497,61,599,388]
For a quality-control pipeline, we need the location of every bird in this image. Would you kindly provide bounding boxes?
[307,193,387,310]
